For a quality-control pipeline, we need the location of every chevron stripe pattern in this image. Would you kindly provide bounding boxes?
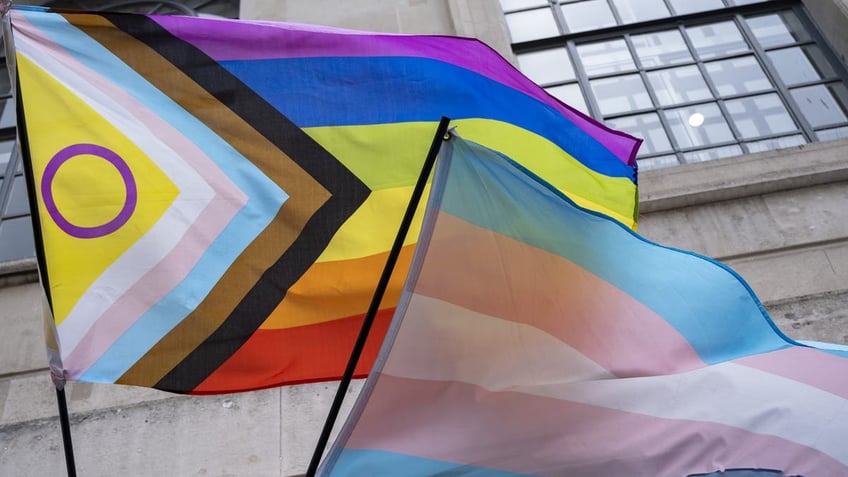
[11,8,640,393]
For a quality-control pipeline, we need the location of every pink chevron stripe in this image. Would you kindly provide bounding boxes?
[346,374,847,477]
[735,346,848,399]
[18,23,247,378]
[151,15,639,166]
[412,212,705,377]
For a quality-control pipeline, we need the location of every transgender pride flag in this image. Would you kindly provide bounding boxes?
[319,135,848,476]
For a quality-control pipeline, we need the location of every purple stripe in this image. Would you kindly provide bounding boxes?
[150,15,640,166]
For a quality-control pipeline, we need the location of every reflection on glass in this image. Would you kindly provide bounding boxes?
[546,83,589,114]
[668,0,724,15]
[746,11,811,48]
[705,56,772,96]
[500,0,548,10]
[768,46,836,86]
[687,21,749,59]
[4,175,29,217]
[517,48,575,85]
[725,94,797,139]
[606,112,672,155]
[664,102,734,148]
[637,154,680,171]
[576,39,636,76]
[683,145,743,163]
[817,127,848,142]
[631,29,692,67]
[505,8,560,43]
[791,83,848,128]
[561,0,617,33]
[0,216,35,262]
[647,65,712,106]
[590,74,652,115]
[746,134,806,153]
[612,0,670,24]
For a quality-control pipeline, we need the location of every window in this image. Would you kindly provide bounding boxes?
[503,0,848,171]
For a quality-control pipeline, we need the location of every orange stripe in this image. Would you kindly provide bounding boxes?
[189,308,394,394]
[261,244,414,329]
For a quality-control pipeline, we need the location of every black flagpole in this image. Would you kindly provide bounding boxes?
[305,117,451,477]
[11,30,78,477]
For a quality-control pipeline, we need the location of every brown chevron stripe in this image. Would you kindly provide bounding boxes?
[61,13,337,388]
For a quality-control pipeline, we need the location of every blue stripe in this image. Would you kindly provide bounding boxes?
[441,137,795,365]
[21,11,288,382]
[220,56,636,182]
[325,448,536,477]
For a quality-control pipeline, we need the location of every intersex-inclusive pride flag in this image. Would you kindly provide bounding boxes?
[9,7,640,394]
[320,136,848,476]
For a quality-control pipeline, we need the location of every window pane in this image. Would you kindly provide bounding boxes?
[576,39,636,76]
[687,21,749,59]
[3,175,30,217]
[606,112,672,156]
[517,48,575,85]
[638,154,680,171]
[631,29,693,67]
[668,0,725,15]
[0,99,13,130]
[746,11,811,48]
[725,94,797,139]
[817,127,848,142]
[746,134,806,153]
[0,68,10,97]
[768,46,836,86]
[0,140,12,174]
[545,84,589,114]
[505,8,560,43]
[705,56,772,96]
[590,74,652,115]
[561,0,617,33]
[500,0,548,10]
[0,216,35,262]
[612,0,670,23]
[664,102,735,148]
[683,145,744,163]
[647,65,712,106]
[791,83,848,128]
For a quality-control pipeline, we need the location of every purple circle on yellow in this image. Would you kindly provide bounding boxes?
[41,144,138,239]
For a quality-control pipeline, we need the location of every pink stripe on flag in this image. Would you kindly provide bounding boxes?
[346,374,847,477]
[151,15,639,166]
[736,346,848,399]
[413,212,705,377]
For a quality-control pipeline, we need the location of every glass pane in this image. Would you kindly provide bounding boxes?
[746,11,811,48]
[501,0,549,10]
[668,0,725,15]
[545,83,589,114]
[0,99,14,130]
[768,46,837,86]
[517,48,575,85]
[576,39,636,76]
[561,0,617,33]
[3,175,30,217]
[631,29,693,67]
[0,216,35,262]
[637,154,680,171]
[817,127,848,142]
[725,93,797,139]
[606,112,672,156]
[687,21,749,60]
[791,83,848,128]
[505,8,560,43]
[664,102,735,148]
[746,134,806,153]
[730,0,763,4]
[0,67,10,97]
[705,56,772,96]
[683,145,744,163]
[647,65,712,106]
[590,74,652,115]
[612,0,670,23]
[0,140,12,174]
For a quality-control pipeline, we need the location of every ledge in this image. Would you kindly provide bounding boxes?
[0,257,38,288]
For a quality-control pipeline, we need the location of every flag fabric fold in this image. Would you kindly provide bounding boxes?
[8,7,639,393]
[319,135,848,477]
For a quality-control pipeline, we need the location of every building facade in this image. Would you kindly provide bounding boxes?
[1,0,846,475]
